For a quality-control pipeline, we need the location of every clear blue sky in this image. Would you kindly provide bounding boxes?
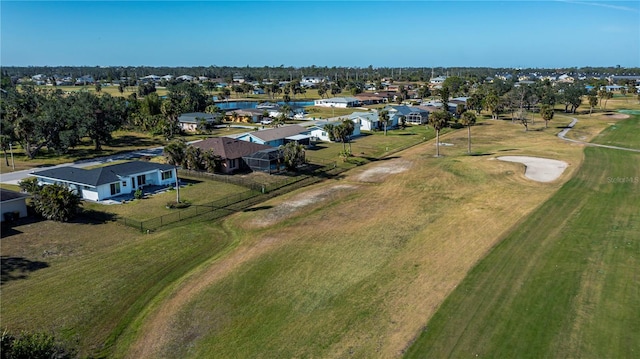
[1,1,638,68]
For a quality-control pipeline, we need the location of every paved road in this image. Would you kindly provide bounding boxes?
[0,119,347,185]
[0,146,169,185]
[558,117,640,153]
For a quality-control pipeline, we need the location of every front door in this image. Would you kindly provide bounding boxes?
[131,178,136,188]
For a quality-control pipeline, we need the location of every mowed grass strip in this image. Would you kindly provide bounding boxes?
[404,117,640,358]
[125,118,587,358]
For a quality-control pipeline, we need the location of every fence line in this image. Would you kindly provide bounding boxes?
[115,158,340,232]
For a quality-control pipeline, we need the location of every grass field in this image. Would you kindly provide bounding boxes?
[404,115,639,358]
[113,117,588,358]
[1,101,636,358]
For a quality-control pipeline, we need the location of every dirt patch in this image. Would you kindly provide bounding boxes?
[356,159,412,182]
[249,184,357,228]
[497,156,568,182]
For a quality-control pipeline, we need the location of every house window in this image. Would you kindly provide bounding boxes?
[110,182,120,195]
[162,171,173,180]
[229,159,237,168]
[122,181,127,187]
[137,174,146,186]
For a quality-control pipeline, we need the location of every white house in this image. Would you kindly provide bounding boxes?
[1,189,29,222]
[314,97,360,108]
[349,111,381,131]
[178,112,219,132]
[430,76,447,85]
[308,120,362,142]
[32,161,177,201]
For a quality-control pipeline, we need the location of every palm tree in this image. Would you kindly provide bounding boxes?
[164,139,186,166]
[460,111,476,154]
[282,141,306,171]
[379,109,391,136]
[341,118,355,154]
[484,92,500,120]
[428,110,451,157]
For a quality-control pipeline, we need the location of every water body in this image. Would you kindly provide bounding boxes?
[216,100,314,110]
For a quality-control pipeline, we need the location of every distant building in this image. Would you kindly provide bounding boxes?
[314,97,360,108]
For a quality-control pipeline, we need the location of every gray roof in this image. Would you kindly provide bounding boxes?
[32,161,175,187]
[251,125,308,142]
[386,105,429,116]
[178,112,216,123]
[191,137,271,159]
[0,188,30,202]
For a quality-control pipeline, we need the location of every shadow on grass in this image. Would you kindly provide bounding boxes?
[243,205,273,212]
[1,256,50,285]
[74,209,118,224]
[470,152,494,157]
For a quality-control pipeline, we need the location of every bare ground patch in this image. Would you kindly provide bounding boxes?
[248,184,357,228]
[355,159,412,182]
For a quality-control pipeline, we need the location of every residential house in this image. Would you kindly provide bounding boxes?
[308,120,362,142]
[384,105,429,125]
[75,75,95,85]
[178,112,219,132]
[177,75,194,82]
[314,97,360,108]
[1,189,29,223]
[226,108,265,123]
[32,161,177,201]
[430,76,447,88]
[349,111,382,131]
[190,137,272,174]
[236,125,311,147]
[355,93,389,105]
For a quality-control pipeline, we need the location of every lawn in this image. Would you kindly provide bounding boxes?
[82,175,250,221]
[404,115,640,358]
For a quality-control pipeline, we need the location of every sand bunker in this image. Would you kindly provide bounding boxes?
[356,159,412,182]
[249,184,357,227]
[497,156,568,182]
[601,113,630,120]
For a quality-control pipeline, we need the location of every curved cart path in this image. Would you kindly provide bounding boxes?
[558,117,640,153]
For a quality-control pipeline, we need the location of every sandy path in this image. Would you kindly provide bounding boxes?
[497,156,568,182]
[126,235,283,359]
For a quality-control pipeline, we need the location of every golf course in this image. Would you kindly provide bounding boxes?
[1,101,638,358]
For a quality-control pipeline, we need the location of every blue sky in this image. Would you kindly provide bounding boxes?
[1,1,638,68]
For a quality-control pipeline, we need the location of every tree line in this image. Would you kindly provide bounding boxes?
[3,65,638,85]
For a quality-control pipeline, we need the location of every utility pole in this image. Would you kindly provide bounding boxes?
[175,167,180,203]
[9,142,15,170]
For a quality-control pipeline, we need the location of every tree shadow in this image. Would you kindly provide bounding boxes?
[72,209,118,225]
[1,256,50,285]
[470,152,494,157]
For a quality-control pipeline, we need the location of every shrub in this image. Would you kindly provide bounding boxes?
[1,330,76,359]
[134,188,144,200]
[165,201,191,209]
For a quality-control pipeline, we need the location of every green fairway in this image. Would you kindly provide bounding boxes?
[404,116,640,358]
[591,114,640,150]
